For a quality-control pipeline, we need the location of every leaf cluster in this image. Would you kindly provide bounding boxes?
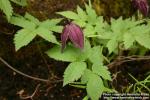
[57,2,150,55]
[47,1,150,100]
[46,39,112,100]
[51,3,113,100]
[11,13,63,51]
[2,0,150,100]
[0,0,27,20]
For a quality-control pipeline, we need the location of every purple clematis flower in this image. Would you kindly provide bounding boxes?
[132,0,149,16]
[61,22,84,52]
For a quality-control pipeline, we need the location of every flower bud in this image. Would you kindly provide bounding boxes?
[61,22,84,52]
[132,0,149,16]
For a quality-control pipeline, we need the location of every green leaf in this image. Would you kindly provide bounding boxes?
[95,17,105,33]
[57,11,79,20]
[46,40,91,62]
[89,46,103,65]
[12,14,62,51]
[25,13,40,25]
[69,84,86,89]
[77,6,87,21]
[84,24,96,36]
[135,33,150,49]
[131,25,150,49]
[73,20,86,27]
[10,16,36,29]
[106,38,118,54]
[36,27,59,44]
[77,40,91,61]
[49,26,63,33]
[85,4,97,25]
[39,19,62,29]
[105,17,148,53]
[39,19,63,32]
[92,64,112,81]
[81,69,92,84]
[14,29,37,51]
[49,18,63,25]
[63,62,87,86]
[123,33,135,49]
[83,96,89,100]
[46,45,78,62]
[10,0,27,6]
[87,73,104,100]
[0,0,13,20]
[111,17,124,33]
[103,87,114,92]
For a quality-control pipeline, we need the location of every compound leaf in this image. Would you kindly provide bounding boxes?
[0,0,13,20]
[87,73,104,100]
[14,29,37,51]
[81,69,92,84]
[106,38,118,54]
[77,6,87,21]
[89,46,103,65]
[36,27,59,44]
[46,40,91,62]
[123,33,135,49]
[63,62,87,86]
[92,64,112,81]
[10,16,36,29]
[57,11,79,20]
[10,0,27,6]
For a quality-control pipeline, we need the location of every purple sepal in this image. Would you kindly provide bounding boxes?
[61,22,84,52]
[132,0,149,16]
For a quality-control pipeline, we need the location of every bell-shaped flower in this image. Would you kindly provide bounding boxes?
[132,0,149,16]
[61,22,84,52]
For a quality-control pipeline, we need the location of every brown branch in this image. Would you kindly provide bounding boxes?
[0,57,49,83]
[18,84,41,100]
[0,57,63,84]
[108,55,150,69]
[0,29,14,35]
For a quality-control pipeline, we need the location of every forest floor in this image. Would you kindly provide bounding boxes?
[0,0,150,100]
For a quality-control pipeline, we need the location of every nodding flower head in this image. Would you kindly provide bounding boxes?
[132,0,149,16]
[61,22,84,52]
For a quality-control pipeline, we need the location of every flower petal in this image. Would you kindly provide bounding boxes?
[69,23,84,49]
[61,25,70,52]
[139,0,149,16]
[132,0,149,16]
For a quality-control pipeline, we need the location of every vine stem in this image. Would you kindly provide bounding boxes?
[19,84,41,100]
[108,55,150,69]
[0,57,49,83]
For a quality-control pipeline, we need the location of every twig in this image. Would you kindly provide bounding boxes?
[19,84,41,100]
[0,57,63,84]
[0,29,14,35]
[108,55,150,69]
[0,57,49,83]
[112,71,121,81]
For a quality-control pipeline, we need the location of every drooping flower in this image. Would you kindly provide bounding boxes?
[61,22,84,52]
[132,0,149,16]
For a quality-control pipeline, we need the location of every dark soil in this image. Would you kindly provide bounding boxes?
[0,33,86,100]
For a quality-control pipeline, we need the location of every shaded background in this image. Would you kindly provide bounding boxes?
[0,0,149,100]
